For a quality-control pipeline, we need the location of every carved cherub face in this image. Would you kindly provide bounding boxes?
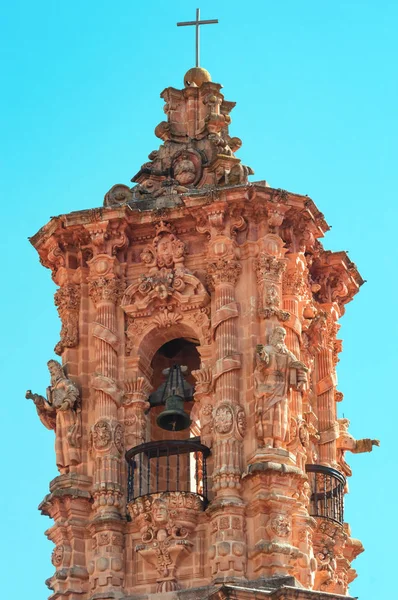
[154,283,169,300]
[153,500,168,525]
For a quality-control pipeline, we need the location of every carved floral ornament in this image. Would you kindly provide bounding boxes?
[122,222,210,314]
[92,419,124,453]
[213,403,246,439]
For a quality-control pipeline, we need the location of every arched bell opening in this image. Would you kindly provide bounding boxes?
[149,337,201,442]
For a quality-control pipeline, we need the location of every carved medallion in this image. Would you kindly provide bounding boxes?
[51,545,64,567]
[270,515,291,538]
[93,419,112,450]
[214,404,234,434]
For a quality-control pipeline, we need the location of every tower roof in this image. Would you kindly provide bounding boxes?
[103,71,254,210]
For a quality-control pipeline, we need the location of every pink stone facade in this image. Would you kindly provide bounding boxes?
[28,69,377,600]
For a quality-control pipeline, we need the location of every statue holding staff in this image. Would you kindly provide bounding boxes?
[254,326,308,449]
[26,360,81,473]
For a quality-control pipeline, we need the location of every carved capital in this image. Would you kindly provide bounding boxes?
[207,257,241,286]
[124,375,152,406]
[255,253,286,283]
[88,276,124,306]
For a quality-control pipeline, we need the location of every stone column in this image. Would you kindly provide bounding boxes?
[87,254,125,598]
[205,211,247,582]
[312,308,339,466]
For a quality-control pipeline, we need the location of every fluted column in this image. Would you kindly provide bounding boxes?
[87,254,125,598]
[312,309,339,466]
[205,211,247,582]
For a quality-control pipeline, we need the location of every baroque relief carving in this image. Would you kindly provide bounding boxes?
[122,222,209,315]
[255,235,290,321]
[54,283,81,355]
[51,545,64,567]
[128,492,202,593]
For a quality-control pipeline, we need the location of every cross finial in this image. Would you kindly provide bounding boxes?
[177,8,218,68]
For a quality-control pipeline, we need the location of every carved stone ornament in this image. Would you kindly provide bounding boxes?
[128,81,253,198]
[93,419,112,450]
[122,222,209,314]
[26,360,81,474]
[51,545,64,567]
[128,492,202,593]
[207,257,241,286]
[88,276,124,306]
[255,253,286,284]
[114,423,124,454]
[236,407,247,438]
[54,283,80,355]
[213,404,234,435]
[103,184,133,207]
[270,515,291,538]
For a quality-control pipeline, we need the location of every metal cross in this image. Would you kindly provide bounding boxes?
[177,8,218,68]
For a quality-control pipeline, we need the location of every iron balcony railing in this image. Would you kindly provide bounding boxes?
[305,464,346,525]
[125,438,211,506]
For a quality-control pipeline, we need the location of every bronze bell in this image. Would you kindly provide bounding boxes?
[154,364,192,432]
[156,392,191,431]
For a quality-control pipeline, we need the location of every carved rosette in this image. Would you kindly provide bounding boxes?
[128,492,202,593]
[54,283,81,355]
[91,419,123,454]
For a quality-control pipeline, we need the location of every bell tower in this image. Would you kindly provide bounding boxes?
[27,64,378,600]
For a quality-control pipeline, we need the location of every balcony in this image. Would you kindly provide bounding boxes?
[305,464,346,525]
[125,438,211,507]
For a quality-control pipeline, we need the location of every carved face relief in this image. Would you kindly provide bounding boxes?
[214,405,234,434]
[236,408,247,437]
[152,499,169,525]
[114,423,123,454]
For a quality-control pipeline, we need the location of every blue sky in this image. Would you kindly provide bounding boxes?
[1,1,397,598]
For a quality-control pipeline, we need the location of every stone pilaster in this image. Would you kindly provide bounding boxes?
[87,254,125,599]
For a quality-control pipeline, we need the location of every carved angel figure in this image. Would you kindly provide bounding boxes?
[26,360,81,474]
[254,326,308,449]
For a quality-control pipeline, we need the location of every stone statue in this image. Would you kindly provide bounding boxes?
[26,360,81,474]
[254,326,308,449]
[337,418,379,478]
